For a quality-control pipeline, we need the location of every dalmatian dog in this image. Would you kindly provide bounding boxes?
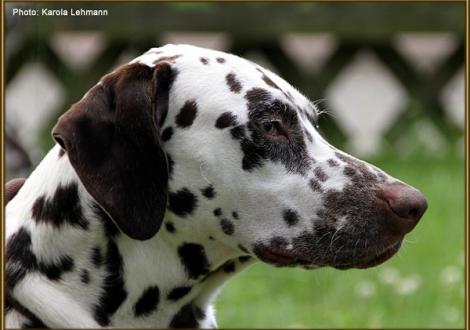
[5,44,427,328]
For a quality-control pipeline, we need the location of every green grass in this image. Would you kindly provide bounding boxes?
[216,153,465,328]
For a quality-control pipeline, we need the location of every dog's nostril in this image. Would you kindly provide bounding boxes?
[381,183,428,234]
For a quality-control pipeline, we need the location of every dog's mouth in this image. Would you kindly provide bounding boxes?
[253,238,403,269]
[253,245,312,267]
[333,239,403,270]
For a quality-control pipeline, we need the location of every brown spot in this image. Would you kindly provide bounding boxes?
[200,57,209,65]
[220,218,234,235]
[161,126,174,142]
[226,73,242,93]
[216,57,226,63]
[238,245,249,254]
[230,125,246,140]
[256,68,295,102]
[282,209,300,226]
[175,100,198,128]
[336,152,359,166]
[335,152,378,182]
[257,68,282,90]
[262,74,280,90]
[215,112,237,129]
[314,167,328,182]
[309,179,323,192]
[327,159,339,167]
[245,88,271,107]
[201,185,215,199]
[344,166,357,177]
[58,148,65,157]
[165,222,175,233]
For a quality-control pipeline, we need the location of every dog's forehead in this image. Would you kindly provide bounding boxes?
[132,44,317,119]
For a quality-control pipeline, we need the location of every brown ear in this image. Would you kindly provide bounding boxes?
[52,63,173,240]
[5,178,26,203]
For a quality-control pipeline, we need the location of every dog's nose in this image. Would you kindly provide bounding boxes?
[381,183,428,234]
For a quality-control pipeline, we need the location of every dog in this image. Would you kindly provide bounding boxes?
[5,44,427,328]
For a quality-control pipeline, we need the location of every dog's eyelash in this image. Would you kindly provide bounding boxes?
[258,119,281,132]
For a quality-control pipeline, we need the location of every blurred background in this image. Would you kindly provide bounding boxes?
[5,2,465,328]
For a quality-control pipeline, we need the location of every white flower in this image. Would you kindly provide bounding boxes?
[395,275,422,295]
[355,280,376,298]
[378,267,400,285]
[440,266,462,286]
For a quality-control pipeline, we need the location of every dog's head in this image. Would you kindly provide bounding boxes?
[53,44,427,269]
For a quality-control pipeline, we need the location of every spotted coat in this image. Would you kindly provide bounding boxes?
[5,44,426,328]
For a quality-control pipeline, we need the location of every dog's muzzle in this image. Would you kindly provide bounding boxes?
[254,182,427,269]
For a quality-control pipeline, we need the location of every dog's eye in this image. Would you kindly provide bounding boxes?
[257,120,288,140]
[262,121,275,132]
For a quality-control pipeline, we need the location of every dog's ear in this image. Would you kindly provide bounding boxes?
[52,63,174,240]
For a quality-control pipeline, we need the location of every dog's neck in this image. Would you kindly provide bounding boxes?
[7,145,254,328]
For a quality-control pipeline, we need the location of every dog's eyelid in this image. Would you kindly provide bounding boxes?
[255,118,290,142]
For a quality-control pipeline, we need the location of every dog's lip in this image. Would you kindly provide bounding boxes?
[334,239,403,270]
[255,238,403,269]
[254,246,311,266]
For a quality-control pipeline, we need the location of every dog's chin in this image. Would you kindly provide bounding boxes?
[332,239,403,270]
[254,239,403,269]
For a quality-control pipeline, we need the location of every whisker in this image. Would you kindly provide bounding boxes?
[403,237,417,245]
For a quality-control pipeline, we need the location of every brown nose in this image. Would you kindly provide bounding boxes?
[381,183,428,234]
